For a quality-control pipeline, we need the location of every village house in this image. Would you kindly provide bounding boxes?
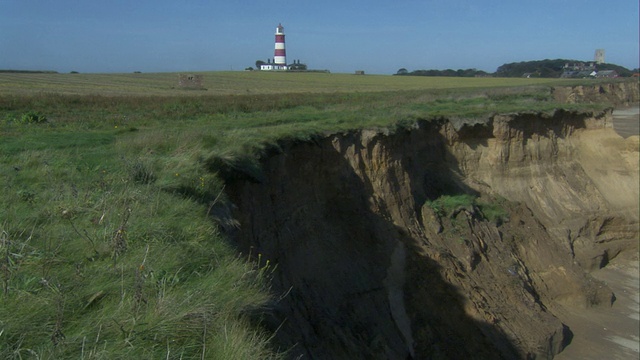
[595,70,618,78]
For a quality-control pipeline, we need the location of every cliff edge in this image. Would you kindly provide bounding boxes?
[226,81,639,359]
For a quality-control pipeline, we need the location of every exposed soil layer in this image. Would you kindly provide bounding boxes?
[554,105,639,360]
[224,82,639,359]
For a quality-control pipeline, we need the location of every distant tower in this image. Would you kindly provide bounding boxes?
[595,49,605,64]
[274,24,287,68]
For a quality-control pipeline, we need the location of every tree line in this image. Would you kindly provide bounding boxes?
[396,59,637,78]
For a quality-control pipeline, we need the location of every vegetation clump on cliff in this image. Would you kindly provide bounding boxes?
[426,194,509,225]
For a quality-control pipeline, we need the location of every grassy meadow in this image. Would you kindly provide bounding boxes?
[0,71,581,96]
[0,71,619,359]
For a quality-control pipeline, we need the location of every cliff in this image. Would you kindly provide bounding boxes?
[225,82,639,359]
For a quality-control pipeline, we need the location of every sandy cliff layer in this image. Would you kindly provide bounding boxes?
[225,82,639,359]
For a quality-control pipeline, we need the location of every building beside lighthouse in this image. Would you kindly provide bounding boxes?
[260,24,288,70]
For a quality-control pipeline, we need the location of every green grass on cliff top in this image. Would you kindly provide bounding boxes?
[0,72,622,359]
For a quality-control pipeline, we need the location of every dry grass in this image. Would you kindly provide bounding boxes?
[0,71,577,96]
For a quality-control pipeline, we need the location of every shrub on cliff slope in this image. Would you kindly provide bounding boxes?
[426,194,476,217]
[426,194,509,225]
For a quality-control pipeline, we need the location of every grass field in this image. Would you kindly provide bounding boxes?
[0,71,582,96]
[0,71,624,359]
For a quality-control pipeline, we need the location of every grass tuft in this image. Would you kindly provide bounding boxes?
[426,194,509,225]
[426,194,477,217]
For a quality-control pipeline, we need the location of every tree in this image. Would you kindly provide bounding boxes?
[396,68,408,75]
[255,60,266,69]
[289,61,307,71]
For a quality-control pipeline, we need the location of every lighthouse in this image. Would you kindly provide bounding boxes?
[259,23,294,71]
[273,23,287,69]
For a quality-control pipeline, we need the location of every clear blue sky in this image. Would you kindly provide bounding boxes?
[1,0,638,74]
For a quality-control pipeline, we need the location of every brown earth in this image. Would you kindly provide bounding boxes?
[554,106,639,360]
[221,82,639,359]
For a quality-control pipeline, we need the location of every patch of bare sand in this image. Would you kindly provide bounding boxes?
[613,106,639,139]
[555,255,639,360]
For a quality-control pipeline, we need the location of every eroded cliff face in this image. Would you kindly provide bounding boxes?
[552,81,639,107]
[226,83,639,359]
[447,109,639,271]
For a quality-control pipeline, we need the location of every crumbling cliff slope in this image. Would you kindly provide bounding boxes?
[227,82,639,359]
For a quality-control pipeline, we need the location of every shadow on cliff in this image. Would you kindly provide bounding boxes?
[220,120,539,359]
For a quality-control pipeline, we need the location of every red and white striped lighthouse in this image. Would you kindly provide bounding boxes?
[273,23,287,68]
